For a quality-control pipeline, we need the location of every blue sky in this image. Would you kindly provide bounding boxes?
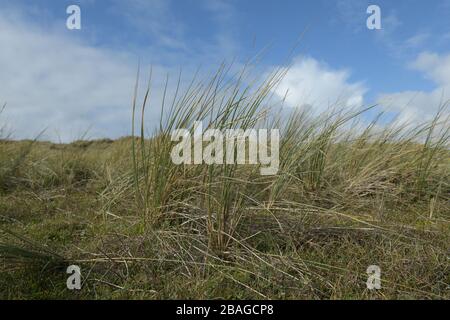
[0,0,449,141]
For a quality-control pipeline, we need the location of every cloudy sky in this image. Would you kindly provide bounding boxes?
[0,0,449,141]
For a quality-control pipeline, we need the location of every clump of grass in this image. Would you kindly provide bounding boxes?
[130,62,289,252]
[0,65,449,299]
[129,60,449,256]
[0,138,43,194]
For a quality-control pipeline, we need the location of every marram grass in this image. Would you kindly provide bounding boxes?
[0,65,449,299]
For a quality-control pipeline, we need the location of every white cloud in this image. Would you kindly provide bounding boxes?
[0,2,248,142]
[377,52,450,124]
[0,6,205,142]
[2,2,445,143]
[274,56,367,112]
[0,10,144,141]
[411,52,450,86]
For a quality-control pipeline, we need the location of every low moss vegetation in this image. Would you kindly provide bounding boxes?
[0,68,449,299]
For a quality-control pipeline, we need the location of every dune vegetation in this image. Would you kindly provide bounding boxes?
[0,65,449,299]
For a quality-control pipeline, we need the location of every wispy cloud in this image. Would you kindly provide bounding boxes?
[403,32,430,49]
[378,51,450,124]
[109,0,186,49]
[333,0,370,33]
[0,7,175,141]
